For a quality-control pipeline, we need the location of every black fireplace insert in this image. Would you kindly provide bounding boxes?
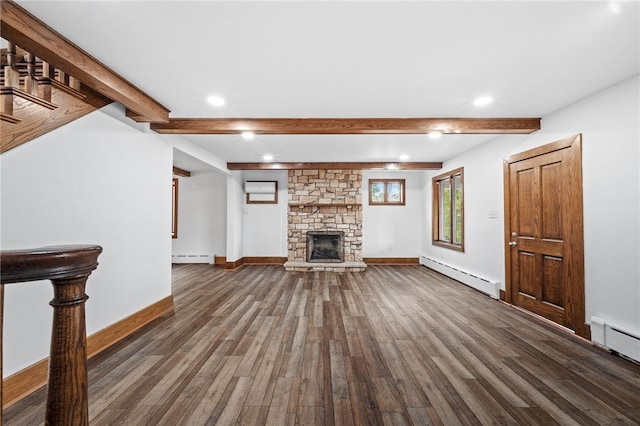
[306,231,345,263]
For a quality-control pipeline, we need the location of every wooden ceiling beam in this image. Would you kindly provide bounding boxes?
[0,0,170,123]
[172,166,191,177]
[151,117,540,135]
[227,162,442,170]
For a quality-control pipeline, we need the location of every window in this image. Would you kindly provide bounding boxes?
[432,167,464,251]
[368,179,405,205]
[172,178,178,238]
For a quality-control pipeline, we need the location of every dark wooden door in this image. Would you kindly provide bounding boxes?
[504,135,588,338]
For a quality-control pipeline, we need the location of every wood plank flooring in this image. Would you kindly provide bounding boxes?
[5,265,640,425]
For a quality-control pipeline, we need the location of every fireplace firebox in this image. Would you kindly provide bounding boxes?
[306,231,345,263]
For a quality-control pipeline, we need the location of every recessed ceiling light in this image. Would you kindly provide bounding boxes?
[474,96,493,107]
[428,131,442,139]
[241,131,255,140]
[609,1,621,14]
[206,95,225,107]
[263,154,273,162]
[399,154,409,161]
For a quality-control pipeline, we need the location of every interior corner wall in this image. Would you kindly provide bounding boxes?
[241,170,288,257]
[226,171,245,262]
[421,74,640,334]
[362,170,425,257]
[172,171,227,259]
[0,104,172,377]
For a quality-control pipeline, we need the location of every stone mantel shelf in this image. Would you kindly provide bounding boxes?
[288,203,361,208]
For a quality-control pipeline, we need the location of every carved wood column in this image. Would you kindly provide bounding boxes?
[0,245,102,426]
[46,274,91,425]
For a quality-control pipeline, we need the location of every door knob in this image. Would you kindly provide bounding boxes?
[509,241,517,247]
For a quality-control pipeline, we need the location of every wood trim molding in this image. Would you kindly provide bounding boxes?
[225,258,246,270]
[228,162,442,171]
[214,256,226,266]
[171,178,178,239]
[0,0,169,123]
[0,86,57,110]
[363,257,420,265]
[2,358,49,410]
[245,181,278,204]
[86,295,174,358]
[2,295,174,409]
[151,117,541,135]
[432,167,465,252]
[504,133,579,163]
[223,257,288,270]
[172,167,191,177]
[244,257,287,265]
[368,178,406,206]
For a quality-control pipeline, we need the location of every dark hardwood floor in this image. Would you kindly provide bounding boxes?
[5,265,640,425]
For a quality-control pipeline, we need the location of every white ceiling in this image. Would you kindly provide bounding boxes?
[15,1,640,168]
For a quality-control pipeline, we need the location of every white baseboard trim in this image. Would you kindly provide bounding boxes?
[591,316,640,363]
[420,255,501,299]
[171,254,214,264]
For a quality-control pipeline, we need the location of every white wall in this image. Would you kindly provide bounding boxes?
[166,135,228,174]
[362,170,426,258]
[0,104,173,377]
[225,171,245,262]
[422,75,640,333]
[171,171,226,259]
[241,170,288,257]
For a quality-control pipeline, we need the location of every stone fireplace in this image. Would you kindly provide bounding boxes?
[284,169,366,272]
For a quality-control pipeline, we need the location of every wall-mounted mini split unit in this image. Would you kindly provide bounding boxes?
[245,181,276,194]
[245,181,278,204]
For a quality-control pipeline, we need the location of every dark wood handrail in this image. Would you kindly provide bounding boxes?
[0,245,102,426]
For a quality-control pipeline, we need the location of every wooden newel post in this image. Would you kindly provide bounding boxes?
[0,245,102,426]
[46,275,91,425]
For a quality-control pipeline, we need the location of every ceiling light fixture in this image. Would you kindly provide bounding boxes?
[399,154,409,161]
[206,95,225,107]
[473,96,493,107]
[241,131,255,140]
[609,1,621,14]
[263,154,273,162]
[428,131,442,139]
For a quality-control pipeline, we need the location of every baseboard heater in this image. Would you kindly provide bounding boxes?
[420,255,501,299]
[171,254,214,264]
[591,316,640,363]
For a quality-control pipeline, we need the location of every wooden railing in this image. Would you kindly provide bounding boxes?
[0,245,102,425]
[0,0,169,153]
[0,38,112,154]
[1,41,78,124]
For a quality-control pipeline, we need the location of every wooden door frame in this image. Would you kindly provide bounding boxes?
[503,134,589,339]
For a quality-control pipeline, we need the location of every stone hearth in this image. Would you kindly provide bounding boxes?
[284,169,366,272]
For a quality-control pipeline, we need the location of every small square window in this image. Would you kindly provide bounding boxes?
[368,179,405,205]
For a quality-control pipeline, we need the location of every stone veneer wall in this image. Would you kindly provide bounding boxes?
[287,169,363,266]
